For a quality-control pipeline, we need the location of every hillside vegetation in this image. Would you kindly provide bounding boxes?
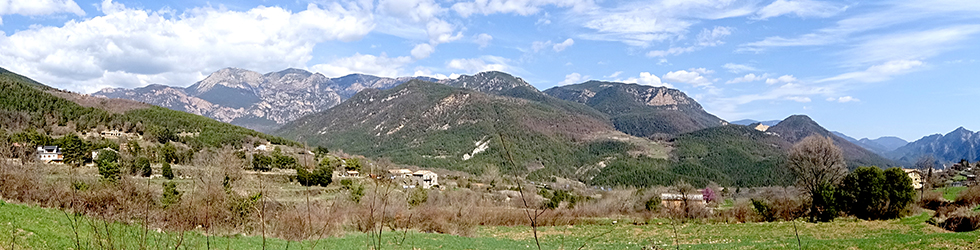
[592,125,795,187]
[277,80,650,180]
[544,81,725,136]
[0,67,296,149]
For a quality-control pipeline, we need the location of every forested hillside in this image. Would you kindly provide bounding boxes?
[0,67,296,149]
[276,80,655,180]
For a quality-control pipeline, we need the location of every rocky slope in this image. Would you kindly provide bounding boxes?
[94,68,421,132]
[889,127,980,164]
[543,81,727,136]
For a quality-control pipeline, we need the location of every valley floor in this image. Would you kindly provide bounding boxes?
[2,200,977,249]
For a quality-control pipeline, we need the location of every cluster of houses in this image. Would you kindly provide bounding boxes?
[387,169,439,189]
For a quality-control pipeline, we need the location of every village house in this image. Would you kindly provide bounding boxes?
[660,193,706,210]
[413,170,439,189]
[36,146,64,163]
[903,169,923,189]
[386,169,439,189]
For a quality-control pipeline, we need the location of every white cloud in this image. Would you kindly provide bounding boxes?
[742,1,980,53]
[559,72,584,85]
[827,96,859,103]
[577,1,755,47]
[697,26,732,46]
[647,46,697,57]
[446,56,512,74]
[726,73,767,84]
[606,71,623,78]
[530,38,575,53]
[647,26,731,57]
[722,63,758,73]
[845,25,980,67]
[621,72,670,87]
[426,19,463,44]
[0,0,374,93]
[411,43,435,59]
[553,38,575,52]
[820,60,924,83]
[310,53,412,78]
[663,69,712,87]
[756,0,847,19]
[0,0,85,24]
[532,40,552,52]
[412,68,449,79]
[786,96,812,103]
[474,33,493,48]
[451,0,595,17]
[765,75,798,85]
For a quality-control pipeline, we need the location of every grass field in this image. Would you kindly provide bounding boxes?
[3,199,980,249]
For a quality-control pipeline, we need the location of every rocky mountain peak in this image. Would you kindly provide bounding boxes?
[440,71,534,94]
[189,67,264,94]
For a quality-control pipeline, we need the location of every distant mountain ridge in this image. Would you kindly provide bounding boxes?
[766,115,896,168]
[94,68,424,132]
[731,119,781,126]
[544,81,727,136]
[889,127,980,164]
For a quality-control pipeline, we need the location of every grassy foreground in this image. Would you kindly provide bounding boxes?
[2,200,979,249]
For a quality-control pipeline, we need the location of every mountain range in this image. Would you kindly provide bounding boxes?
[888,127,980,164]
[274,78,662,180]
[87,66,980,184]
[94,68,432,132]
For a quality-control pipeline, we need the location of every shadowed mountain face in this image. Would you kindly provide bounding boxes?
[889,127,980,164]
[94,68,423,132]
[767,115,896,169]
[544,81,726,136]
[275,79,661,180]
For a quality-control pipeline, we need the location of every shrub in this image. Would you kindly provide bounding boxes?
[311,165,332,187]
[96,149,121,181]
[161,181,181,208]
[644,195,662,212]
[838,167,915,220]
[955,186,980,207]
[296,166,313,186]
[752,199,777,222]
[930,206,980,232]
[408,186,428,207]
[135,156,151,177]
[161,161,174,179]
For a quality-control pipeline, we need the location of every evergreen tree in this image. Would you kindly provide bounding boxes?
[161,161,174,180]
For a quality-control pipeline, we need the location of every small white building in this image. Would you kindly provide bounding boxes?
[413,170,439,189]
[37,146,63,163]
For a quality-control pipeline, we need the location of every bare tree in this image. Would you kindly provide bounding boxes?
[916,155,936,199]
[787,135,847,222]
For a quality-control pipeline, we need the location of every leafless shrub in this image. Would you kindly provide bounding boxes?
[920,190,950,210]
[930,206,980,232]
[716,200,761,223]
[955,185,980,207]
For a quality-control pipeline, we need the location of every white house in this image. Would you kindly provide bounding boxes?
[413,170,439,189]
[37,146,63,163]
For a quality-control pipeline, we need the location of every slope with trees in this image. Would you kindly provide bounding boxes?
[544,80,726,136]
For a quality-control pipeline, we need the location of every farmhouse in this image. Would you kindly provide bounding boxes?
[413,170,439,189]
[903,169,923,189]
[386,169,439,189]
[36,146,63,163]
[660,193,706,210]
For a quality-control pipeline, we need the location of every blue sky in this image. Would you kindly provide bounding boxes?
[1,0,978,142]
